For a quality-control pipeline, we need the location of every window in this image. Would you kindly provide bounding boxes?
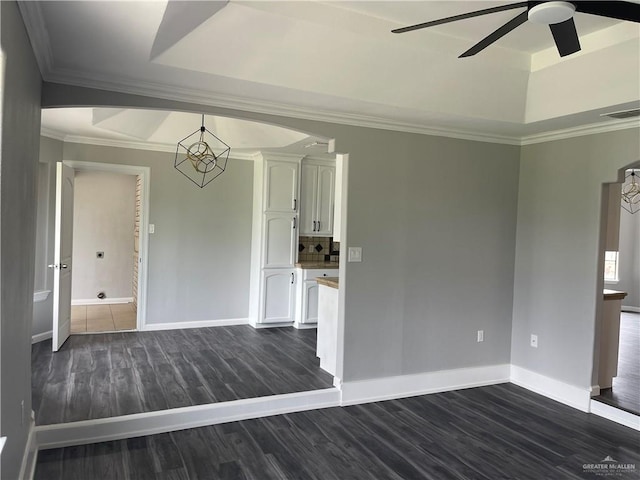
[604,251,619,282]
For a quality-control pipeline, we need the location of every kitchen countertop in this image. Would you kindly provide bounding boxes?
[295,261,339,269]
[316,277,339,289]
[603,289,628,301]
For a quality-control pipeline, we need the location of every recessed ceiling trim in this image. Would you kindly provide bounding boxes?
[39,131,262,161]
[43,68,523,146]
[520,118,640,145]
[17,1,54,74]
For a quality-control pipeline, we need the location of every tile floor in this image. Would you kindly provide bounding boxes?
[71,303,137,333]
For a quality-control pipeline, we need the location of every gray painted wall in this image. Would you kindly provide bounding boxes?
[63,143,254,324]
[44,85,522,382]
[512,130,640,389]
[0,1,42,477]
[72,170,136,301]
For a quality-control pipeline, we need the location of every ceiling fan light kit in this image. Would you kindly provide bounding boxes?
[392,1,640,58]
[527,2,576,25]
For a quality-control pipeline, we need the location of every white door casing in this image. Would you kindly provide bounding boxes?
[51,162,74,351]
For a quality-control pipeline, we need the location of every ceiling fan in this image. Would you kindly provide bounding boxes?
[392,1,640,58]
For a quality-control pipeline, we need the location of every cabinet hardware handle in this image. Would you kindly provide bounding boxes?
[293,217,296,229]
[48,264,57,269]
[61,264,68,269]
[291,273,295,284]
[293,199,297,210]
[313,220,316,231]
[317,221,320,231]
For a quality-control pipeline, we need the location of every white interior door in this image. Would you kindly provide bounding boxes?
[51,162,75,351]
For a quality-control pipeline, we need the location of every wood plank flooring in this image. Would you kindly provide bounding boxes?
[35,383,640,480]
[595,312,640,415]
[32,326,334,425]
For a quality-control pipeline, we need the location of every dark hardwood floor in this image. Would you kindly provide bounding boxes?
[35,383,640,480]
[32,326,334,425]
[594,312,640,415]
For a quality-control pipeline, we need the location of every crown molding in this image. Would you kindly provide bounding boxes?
[22,2,640,149]
[40,131,260,161]
[43,68,523,146]
[17,1,54,75]
[42,68,640,149]
[40,126,67,142]
[520,118,640,145]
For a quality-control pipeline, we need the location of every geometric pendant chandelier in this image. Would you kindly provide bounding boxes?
[621,169,640,214]
[174,114,231,188]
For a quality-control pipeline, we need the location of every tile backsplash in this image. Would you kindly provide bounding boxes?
[298,236,340,263]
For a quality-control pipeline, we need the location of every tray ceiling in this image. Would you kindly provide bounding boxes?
[21,1,640,143]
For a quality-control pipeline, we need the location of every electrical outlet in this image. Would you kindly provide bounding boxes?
[530,334,538,348]
[477,330,484,342]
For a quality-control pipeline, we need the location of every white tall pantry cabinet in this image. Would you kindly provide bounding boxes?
[249,154,302,326]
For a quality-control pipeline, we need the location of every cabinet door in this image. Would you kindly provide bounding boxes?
[315,165,335,236]
[263,213,297,268]
[265,161,299,212]
[261,270,295,324]
[299,164,318,235]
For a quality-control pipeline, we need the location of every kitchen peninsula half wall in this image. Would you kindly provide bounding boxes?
[317,277,339,376]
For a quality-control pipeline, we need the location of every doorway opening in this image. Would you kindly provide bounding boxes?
[593,164,640,417]
[51,160,150,349]
[70,169,141,334]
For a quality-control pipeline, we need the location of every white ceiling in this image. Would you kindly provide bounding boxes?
[22,1,640,146]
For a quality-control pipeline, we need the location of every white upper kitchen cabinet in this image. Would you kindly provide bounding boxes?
[300,160,335,236]
[264,160,299,212]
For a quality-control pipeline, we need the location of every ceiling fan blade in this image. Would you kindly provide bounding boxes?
[573,1,640,23]
[391,2,528,34]
[459,11,529,57]
[549,18,581,57]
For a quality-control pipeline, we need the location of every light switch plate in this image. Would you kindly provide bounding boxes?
[348,247,362,262]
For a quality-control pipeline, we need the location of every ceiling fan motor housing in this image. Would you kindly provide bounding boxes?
[528,1,576,25]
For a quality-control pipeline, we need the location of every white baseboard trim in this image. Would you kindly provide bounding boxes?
[142,318,249,331]
[510,365,591,412]
[590,400,640,431]
[340,364,510,406]
[72,297,133,306]
[32,330,53,344]
[35,388,340,450]
[250,321,294,329]
[622,306,640,313]
[19,414,38,480]
[293,323,317,330]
